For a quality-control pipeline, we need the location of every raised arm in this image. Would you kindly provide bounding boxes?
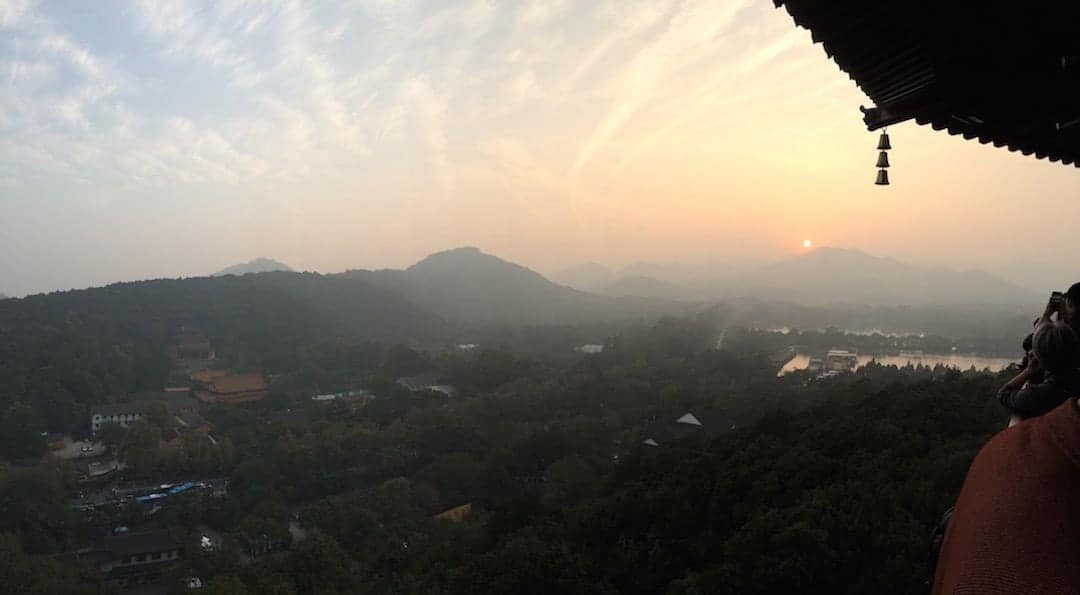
[998,356,1043,419]
[1039,293,1064,326]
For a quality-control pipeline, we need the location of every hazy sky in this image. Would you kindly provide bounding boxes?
[4,0,1080,296]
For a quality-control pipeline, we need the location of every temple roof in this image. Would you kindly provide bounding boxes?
[774,0,1080,166]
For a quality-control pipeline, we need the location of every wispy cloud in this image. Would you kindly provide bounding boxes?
[570,0,754,177]
[0,0,31,29]
[2,0,844,198]
[3,0,944,296]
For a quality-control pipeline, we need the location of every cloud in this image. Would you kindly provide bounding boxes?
[569,0,755,177]
[399,76,451,197]
[2,0,902,295]
[4,0,811,199]
[518,0,568,25]
[613,17,810,173]
[132,0,267,87]
[0,0,30,29]
[40,33,106,80]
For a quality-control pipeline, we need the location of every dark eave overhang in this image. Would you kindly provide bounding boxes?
[774,0,1080,167]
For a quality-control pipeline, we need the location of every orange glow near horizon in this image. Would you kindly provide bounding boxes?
[6,1,1080,296]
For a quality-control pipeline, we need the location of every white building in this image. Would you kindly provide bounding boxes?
[91,403,149,434]
[824,349,858,373]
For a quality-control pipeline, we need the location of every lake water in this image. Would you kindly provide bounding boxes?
[764,327,926,338]
[778,353,1018,376]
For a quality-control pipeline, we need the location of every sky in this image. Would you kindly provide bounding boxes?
[4,0,1080,296]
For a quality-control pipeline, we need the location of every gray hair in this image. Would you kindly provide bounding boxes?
[1033,321,1080,373]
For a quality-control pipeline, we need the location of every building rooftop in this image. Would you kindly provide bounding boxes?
[175,410,209,429]
[644,409,737,444]
[208,373,268,394]
[98,530,180,559]
[774,0,1080,167]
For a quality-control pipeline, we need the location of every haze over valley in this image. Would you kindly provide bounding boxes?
[2,244,1048,342]
[2,1,1077,593]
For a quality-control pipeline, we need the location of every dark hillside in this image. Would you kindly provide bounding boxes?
[0,273,447,433]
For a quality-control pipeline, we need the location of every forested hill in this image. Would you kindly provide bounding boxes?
[343,247,683,325]
[272,364,1003,594]
[138,326,1001,595]
[0,291,1013,593]
[0,273,447,431]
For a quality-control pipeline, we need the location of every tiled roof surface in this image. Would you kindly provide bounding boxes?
[775,0,1080,167]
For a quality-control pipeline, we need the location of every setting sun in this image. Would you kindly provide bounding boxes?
[803,239,813,249]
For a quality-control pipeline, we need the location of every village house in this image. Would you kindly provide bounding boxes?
[194,372,269,405]
[90,402,149,434]
[396,372,456,397]
[74,457,120,480]
[90,392,201,434]
[73,530,182,588]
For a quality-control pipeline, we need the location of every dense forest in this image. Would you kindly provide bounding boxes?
[0,273,448,440]
[0,272,1020,594]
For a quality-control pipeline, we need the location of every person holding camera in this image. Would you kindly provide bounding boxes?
[1038,283,1080,331]
[931,289,1080,593]
[1064,283,1080,332]
[999,320,1080,420]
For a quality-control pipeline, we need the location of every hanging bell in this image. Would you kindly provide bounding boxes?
[875,169,890,185]
[877,131,891,151]
[875,151,890,168]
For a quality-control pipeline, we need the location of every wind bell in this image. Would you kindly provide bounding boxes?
[875,129,891,185]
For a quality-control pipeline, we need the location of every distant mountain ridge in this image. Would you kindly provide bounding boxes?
[556,247,1040,308]
[342,247,677,325]
[213,258,293,277]
[550,262,615,292]
[990,260,1080,293]
[601,275,685,300]
[734,247,1037,306]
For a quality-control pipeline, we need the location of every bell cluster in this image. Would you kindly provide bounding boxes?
[875,130,891,185]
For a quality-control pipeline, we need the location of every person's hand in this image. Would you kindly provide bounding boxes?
[1026,352,1041,374]
[1044,297,1062,320]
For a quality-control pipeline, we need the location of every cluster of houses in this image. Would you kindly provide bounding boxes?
[60,327,269,588]
[66,326,270,483]
[66,529,184,589]
[90,331,268,433]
